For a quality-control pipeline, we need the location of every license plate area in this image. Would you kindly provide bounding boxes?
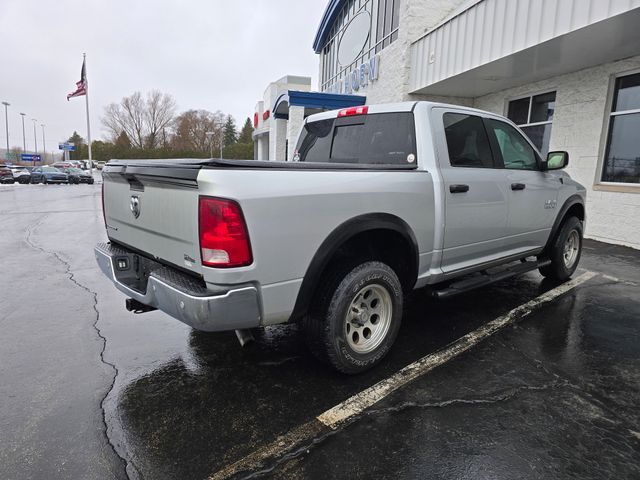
[112,252,156,294]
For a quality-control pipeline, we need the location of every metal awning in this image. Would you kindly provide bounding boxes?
[273,90,366,119]
[409,0,640,97]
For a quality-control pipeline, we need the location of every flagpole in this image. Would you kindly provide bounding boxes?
[83,53,93,176]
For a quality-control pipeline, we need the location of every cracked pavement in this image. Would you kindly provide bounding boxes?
[1,182,639,480]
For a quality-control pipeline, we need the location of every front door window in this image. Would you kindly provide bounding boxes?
[485,119,539,170]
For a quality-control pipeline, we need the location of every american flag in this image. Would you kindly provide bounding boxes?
[67,59,87,101]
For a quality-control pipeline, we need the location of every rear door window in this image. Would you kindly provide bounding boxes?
[296,113,416,165]
[443,113,495,168]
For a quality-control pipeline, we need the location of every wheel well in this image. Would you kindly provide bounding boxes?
[290,221,418,322]
[543,197,585,255]
[324,229,416,291]
[565,203,585,222]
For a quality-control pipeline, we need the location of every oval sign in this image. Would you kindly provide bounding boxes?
[338,11,371,67]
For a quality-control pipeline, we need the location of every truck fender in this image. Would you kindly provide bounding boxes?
[289,213,419,322]
[543,194,585,254]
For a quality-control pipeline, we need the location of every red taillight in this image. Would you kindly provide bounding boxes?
[199,196,252,268]
[337,106,368,117]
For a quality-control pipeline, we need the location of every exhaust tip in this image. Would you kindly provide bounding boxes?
[235,329,255,347]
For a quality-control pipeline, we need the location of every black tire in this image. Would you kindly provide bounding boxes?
[539,216,583,281]
[304,261,403,374]
[42,178,47,184]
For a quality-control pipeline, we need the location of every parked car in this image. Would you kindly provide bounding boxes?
[30,166,69,184]
[96,161,106,170]
[9,166,31,184]
[0,164,15,184]
[64,167,94,184]
[0,163,15,183]
[96,101,586,373]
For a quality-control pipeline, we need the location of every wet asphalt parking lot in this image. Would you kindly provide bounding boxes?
[1,179,639,480]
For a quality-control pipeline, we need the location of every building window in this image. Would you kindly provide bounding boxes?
[506,91,556,156]
[319,0,400,92]
[375,0,400,52]
[602,72,640,184]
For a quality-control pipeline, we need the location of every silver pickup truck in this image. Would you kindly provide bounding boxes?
[96,101,585,373]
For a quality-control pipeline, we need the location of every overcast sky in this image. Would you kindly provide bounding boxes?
[0,0,327,155]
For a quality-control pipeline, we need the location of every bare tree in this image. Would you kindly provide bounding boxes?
[102,91,176,149]
[172,109,224,154]
[145,90,176,149]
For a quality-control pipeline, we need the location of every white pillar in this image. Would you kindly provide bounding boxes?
[257,135,269,161]
[286,106,305,161]
[270,118,287,161]
[255,136,264,160]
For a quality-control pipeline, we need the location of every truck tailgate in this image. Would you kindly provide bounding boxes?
[102,161,204,275]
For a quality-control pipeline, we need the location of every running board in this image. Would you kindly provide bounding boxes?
[431,259,551,299]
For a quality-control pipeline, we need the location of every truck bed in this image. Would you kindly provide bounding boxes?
[101,158,434,325]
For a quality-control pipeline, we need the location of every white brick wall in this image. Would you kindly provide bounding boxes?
[474,56,640,249]
[311,0,640,249]
[363,0,470,104]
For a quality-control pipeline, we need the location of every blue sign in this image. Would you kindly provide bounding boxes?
[21,154,41,162]
[58,143,76,151]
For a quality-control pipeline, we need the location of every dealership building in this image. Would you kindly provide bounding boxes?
[254,0,640,249]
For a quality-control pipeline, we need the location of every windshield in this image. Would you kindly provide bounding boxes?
[295,112,416,165]
[42,167,61,173]
[68,168,84,173]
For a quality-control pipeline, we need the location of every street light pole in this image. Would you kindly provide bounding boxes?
[2,101,9,161]
[20,113,26,152]
[41,124,46,164]
[205,131,214,158]
[32,119,38,166]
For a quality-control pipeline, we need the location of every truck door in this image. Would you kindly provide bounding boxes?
[483,118,561,252]
[433,110,509,273]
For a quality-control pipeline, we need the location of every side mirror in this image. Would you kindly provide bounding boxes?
[543,151,569,171]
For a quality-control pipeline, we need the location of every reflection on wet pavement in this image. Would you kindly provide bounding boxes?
[109,248,640,479]
[2,184,639,480]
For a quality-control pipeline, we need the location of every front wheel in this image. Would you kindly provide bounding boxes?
[304,261,403,374]
[539,216,583,281]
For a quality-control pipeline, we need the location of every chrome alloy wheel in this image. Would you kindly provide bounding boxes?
[563,230,580,268]
[345,284,393,354]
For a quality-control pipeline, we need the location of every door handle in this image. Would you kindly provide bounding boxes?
[449,184,469,193]
[511,183,526,191]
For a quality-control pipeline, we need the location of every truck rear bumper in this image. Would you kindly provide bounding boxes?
[94,242,261,332]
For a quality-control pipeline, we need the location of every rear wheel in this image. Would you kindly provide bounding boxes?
[539,216,583,281]
[304,261,403,374]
